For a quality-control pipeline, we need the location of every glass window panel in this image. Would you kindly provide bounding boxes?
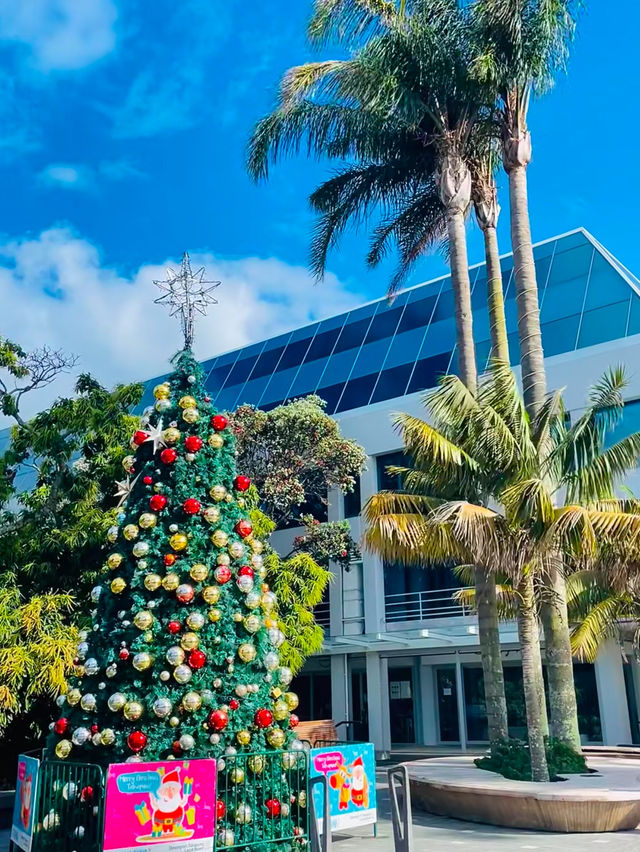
[290,322,319,342]
[584,252,632,310]
[507,332,521,366]
[200,356,218,376]
[233,376,271,409]
[430,288,455,322]
[407,351,452,394]
[626,296,640,337]
[343,477,361,518]
[214,385,243,412]
[396,292,439,334]
[251,346,287,379]
[533,237,558,261]
[470,306,490,344]
[419,319,456,356]
[277,337,315,370]
[317,348,359,386]
[606,399,640,446]
[504,299,519,333]
[305,326,343,361]
[206,363,235,396]
[213,349,241,368]
[377,451,409,490]
[288,358,328,397]
[540,278,587,324]
[475,339,492,374]
[315,381,347,414]
[335,373,379,412]
[471,273,488,308]
[350,337,393,379]
[364,303,406,344]
[383,327,426,369]
[541,314,580,356]
[261,332,291,352]
[332,317,374,354]
[577,301,629,349]
[259,365,300,406]
[225,355,259,387]
[370,362,414,404]
[546,243,593,290]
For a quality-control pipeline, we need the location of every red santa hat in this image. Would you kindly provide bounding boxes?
[160,768,181,787]
[352,757,363,768]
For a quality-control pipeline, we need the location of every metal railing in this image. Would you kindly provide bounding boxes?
[314,600,331,630]
[384,586,472,623]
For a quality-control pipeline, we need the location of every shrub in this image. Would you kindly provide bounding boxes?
[475,737,587,781]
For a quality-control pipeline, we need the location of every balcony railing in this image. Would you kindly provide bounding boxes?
[385,586,472,623]
[314,600,331,629]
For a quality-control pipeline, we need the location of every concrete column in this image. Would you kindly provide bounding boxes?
[420,660,438,745]
[366,652,391,756]
[328,562,344,638]
[594,640,632,745]
[455,657,468,751]
[330,654,349,726]
[360,457,386,634]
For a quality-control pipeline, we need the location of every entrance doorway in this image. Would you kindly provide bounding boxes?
[389,666,416,743]
[351,671,368,741]
[436,667,460,742]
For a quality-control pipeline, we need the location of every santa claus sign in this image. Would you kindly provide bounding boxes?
[311,743,377,833]
[103,759,216,852]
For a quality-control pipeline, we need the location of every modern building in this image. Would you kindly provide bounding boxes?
[72,228,640,752]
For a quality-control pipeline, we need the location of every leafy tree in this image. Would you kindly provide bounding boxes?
[364,364,640,780]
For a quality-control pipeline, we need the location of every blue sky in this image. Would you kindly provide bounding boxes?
[1,0,638,415]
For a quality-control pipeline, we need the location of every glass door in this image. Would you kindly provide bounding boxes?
[436,667,459,742]
[389,666,416,743]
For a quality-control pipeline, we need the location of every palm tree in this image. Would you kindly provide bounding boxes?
[364,364,640,780]
[248,0,511,744]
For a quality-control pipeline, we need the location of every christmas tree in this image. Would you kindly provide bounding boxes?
[47,257,307,847]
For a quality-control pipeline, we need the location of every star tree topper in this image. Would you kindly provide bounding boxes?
[154,252,220,348]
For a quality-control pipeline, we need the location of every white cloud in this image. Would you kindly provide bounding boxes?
[0,0,118,71]
[38,159,146,190]
[0,227,364,422]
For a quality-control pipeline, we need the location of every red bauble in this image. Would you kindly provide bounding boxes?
[211,414,228,431]
[150,494,167,511]
[80,786,93,803]
[214,565,232,584]
[91,724,99,734]
[265,798,281,818]
[254,708,273,729]
[132,430,148,446]
[119,648,130,660]
[216,799,226,820]
[167,620,181,635]
[163,553,176,566]
[188,649,206,670]
[183,498,201,516]
[184,435,203,452]
[172,740,182,755]
[53,718,69,735]
[127,731,147,753]
[209,710,229,731]
[176,584,195,604]
[237,565,254,579]
[160,448,177,464]
[229,699,239,711]
[234,475,251,492]
[289,714,299,728]
[235,520,253,539]
[143,475,153,485]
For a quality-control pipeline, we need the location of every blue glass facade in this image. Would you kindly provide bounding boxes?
[121,231,640,420]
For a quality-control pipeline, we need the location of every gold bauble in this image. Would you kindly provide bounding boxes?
[139,512,157,529]
[261,592,277,612]
[182,691,202,712]
[245,591,261,610]
[217,553,231,566]
[144,573,162,591]
[123,524,139,541]
[133,610,154,630]
[248,755,264,774]
[273,700,289,721]
[132,652,153,671]
[186,611,206,630]
[180,632,199,651]
[209,485,227,502]
[190,563,209,582]
[132,541,149,558]
[228,541,245,559]
[208,434,224,449]
[250,539,264,554]
[122,455,135,473]
[203,506,220,525]
[162,427,181,445]
[208,608,222,622]
[182,407,199,423]
[243,614,261,633]
[107,553,123,570]
[170,532,188,552]
[66,688,82,706]
[236,729,251,746]
[101,728,116,746]
[179,395,197,409]
[284,691,299,711]
[55,740,72,759]
[166,646,185,666]
[107,525,118,543]
[211,530,228,548]
[267,728,286,748]
[229,767,245,784]
[153,383,170,400]
[202,586,221,604]
[143,631,153,642]
[238,643,257,663]
[123,701,144,721]
[162,573,180,591]
[110,577,126,594]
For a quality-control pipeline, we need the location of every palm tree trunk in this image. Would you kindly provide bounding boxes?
[517,571,550,782]
[483,225,509,364]
[541,565,581,751]
[476,566,509,742]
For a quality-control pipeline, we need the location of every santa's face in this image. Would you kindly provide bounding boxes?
[156,784,181,806]
[351,766,364,789]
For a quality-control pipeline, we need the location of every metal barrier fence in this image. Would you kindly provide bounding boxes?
[10,750,310,852]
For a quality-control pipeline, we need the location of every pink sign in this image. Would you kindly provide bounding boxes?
[103,759,216,852]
